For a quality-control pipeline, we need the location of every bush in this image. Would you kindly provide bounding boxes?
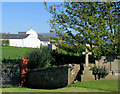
[90,66,108,79]
[51,50,95,66]
[26,48,53,69]
[91,66,98,75]
[51,50,85,66]
[2,40,9,46]
[98,67,109,78]
[2,84,17,88]
[2,58,20,65]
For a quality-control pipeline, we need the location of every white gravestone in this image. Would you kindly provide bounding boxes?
[82,44,92,67]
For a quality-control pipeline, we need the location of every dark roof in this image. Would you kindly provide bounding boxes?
[18,32,26,34]
[38,36,50,41]
[2,34,30,39]
[39,33,58,38]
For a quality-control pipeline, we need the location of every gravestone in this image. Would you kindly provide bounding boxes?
[81,44,95,81]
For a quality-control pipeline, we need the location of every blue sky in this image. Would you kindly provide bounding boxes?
[2,2,61,34]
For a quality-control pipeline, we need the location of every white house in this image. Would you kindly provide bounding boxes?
[2,28,50,48]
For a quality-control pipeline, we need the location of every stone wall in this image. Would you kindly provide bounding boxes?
[2,64,20,86]
[25,64,80,89]
[2,63,80,88]
[68,64,80,84]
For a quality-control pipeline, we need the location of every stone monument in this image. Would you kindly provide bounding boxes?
[81,44,95,81]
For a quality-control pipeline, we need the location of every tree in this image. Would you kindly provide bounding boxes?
[45,2,119,57]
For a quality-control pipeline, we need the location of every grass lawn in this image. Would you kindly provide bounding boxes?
[68,80,119,92]
[2,46,33,59]
[2,87,104,92]
[2,80,119,92]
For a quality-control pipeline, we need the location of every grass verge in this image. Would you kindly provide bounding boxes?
[68,80,119,92]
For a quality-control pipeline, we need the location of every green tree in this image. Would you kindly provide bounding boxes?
[45,2,119,57]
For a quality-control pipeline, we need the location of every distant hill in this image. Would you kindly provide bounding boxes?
[39,33,58,38]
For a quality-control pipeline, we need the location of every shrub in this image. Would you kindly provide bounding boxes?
[2,84,17,88]
[98,67,109,78]
[91,66,98,75]
[2,40,9,46]
[90,66,109,79]
[2,58,20,65]
[26,48,53,69]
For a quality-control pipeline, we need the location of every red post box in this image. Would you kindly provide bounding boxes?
[20,58,29,87]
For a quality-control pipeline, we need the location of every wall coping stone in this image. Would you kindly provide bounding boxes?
[28,64,72,72]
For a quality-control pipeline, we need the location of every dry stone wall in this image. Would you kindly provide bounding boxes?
[25,64,80,89]
[26,66,68,89]
[2,63,80,88]
[68,64,80,84]
[2,64,20,86]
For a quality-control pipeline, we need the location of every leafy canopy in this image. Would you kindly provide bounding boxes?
[45,2,120,57]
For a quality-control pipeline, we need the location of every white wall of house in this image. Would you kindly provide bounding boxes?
[23,37,40,48]
[9,28,41,48]
[8,38,40,48]
[9,39,23,47]
[2,28,50,48]
[40,41,50,46]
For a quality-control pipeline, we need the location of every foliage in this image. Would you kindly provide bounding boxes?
[50,37,59,40]
[68,80,119,92]
[26,48,52,69]
[45,2,120,57]
[40,46,48,49]
[51,51,83,66]
[54,49,78,56]
[98,67,109,78]
[2,40,9,46]
[2,84,18,88]
[51,50,95,66]
[56,42,85,55]
[39,35,44,37]
[50,37,60,44]
[2,58,20,65]
[90,66,109,78]
[90,66,98,75]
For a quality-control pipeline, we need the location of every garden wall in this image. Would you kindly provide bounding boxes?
[25,64,80,89]
[2,64,20,86]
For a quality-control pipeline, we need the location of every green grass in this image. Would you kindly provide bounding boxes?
[2,87,104,92]
[2,46,33,59]
[68,80,119,92]
[2,80,119,92]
